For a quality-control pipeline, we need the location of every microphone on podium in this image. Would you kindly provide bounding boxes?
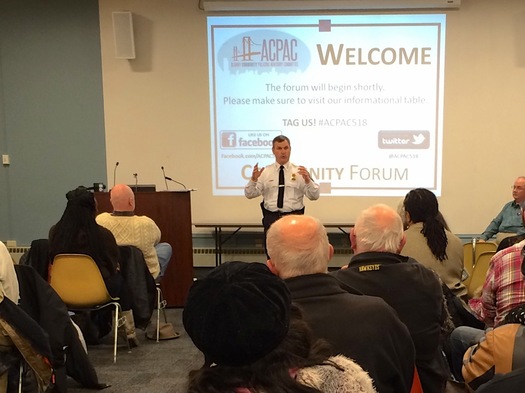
[113,162,119,187]
[133,173,138,192]
[161,166,169,191]
[162,167,187,190]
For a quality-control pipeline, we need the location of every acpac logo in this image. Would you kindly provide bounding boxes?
[216,30,310,75]
[221,132,237,148]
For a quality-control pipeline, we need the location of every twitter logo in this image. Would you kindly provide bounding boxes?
[412,134,426,145]
[378,130,430,149]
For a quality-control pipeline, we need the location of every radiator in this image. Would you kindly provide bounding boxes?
[7,246,30,264]
[7,246,350,267]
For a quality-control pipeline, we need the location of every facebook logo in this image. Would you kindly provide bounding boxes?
[221,132,237,147]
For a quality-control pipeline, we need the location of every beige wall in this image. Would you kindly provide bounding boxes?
[98,0,525,234]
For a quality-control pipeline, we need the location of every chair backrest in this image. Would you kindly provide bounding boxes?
[474,242,498,266]
[463,240,498,288]
[49,254,115,308]
[467,251,495,299]
[463,242,475,287]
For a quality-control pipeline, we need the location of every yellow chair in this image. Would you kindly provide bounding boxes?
[474,242,498,263]
[463,240,498,287]
[49,254,128,363]
[463,242,475,287]
[467,251,496,299]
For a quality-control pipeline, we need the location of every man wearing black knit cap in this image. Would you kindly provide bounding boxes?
[183,261,291,367]
[182,261,377,393]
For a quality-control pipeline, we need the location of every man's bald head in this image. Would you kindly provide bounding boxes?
[351,204,405,255]
[266,215,333,279]
[110,184,135,212]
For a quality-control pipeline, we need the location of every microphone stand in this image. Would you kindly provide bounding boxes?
[161,166,169,191]
[165,177,187,190]
[113,162,119,187]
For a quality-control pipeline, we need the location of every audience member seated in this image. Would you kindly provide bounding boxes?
[400,188,467,299]
[0,291,53,392]
[96,184,172,282]
[468,241,525,328]
[48,186,139,347]
[461,320,525,391]
[479,176,525,243]
[15,263,106,391]
[266,214,415,393]
[332,204,451,393]
[0,241,19,303]
[495,209,525,252]
[449,303,525,388]
[183,261,377,393]
[0,241,20,391]
[448,244,525,383]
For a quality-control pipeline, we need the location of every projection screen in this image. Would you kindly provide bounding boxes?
[208,14,446,197]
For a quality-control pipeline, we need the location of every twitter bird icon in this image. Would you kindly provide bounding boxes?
[412,134,426,145]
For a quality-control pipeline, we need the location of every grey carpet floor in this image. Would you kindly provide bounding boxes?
[67,308,202,393]
[65,307,469,393]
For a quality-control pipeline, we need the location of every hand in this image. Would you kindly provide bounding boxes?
[297,166,312,184]
[251,163,265,182]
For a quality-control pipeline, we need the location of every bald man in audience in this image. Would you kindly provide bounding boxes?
[480,176,525,243]
[96,184,172,281]
[332,204,450,393]
[266,214,415,393]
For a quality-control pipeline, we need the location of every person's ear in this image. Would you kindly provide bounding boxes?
[405,211,411,225]
[266,259,279,276]
[328,244,334,260]
[398,234,407,253]
[350,228,357,252]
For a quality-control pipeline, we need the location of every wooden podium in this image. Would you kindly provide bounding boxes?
[95,191,193,307]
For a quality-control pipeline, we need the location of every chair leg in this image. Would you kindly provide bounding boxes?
[156,284,168,342]
[113,305,119,363]
[156,286,160,342]
[18,360,23,393]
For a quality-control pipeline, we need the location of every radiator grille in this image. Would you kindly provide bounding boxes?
[193,248,265,255]
[192,248,351,255]
[7,246,30,254]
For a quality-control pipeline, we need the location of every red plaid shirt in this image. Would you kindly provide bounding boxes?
[469,239,525,327]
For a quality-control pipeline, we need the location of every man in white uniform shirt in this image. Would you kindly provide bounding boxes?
[244,135,319,254]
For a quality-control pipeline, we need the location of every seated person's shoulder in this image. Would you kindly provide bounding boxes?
[135,214,159,227]
[446,230,463,246]
[495,239,525,258]
[95,212,111,223]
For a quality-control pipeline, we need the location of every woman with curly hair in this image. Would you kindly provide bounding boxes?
[401,188,466,299]
[49,186,138,346]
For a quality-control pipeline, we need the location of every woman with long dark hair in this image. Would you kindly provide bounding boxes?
[401,188,466,299]
[49,186,138,346]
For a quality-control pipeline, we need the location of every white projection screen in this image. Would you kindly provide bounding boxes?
[208,14,446,197]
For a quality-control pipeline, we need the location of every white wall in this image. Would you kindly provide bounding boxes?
[98,0,525,235]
